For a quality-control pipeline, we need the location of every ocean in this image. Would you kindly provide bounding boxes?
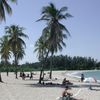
[80,70,100,80]
[66,70,100,82]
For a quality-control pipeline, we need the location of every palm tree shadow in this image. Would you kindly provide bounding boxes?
[24,78,40,81]
[90,88,100,91]
[23,83,66,88]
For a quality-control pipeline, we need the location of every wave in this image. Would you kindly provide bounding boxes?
[65,71,82,79]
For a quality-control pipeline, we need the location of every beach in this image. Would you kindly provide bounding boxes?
[0,71,100,100]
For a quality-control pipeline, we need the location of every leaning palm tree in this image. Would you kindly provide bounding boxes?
[37,3,72,79]
[34,36,48,84]
[5,25,28,78]
[0,35,11,77]
[0,0,17,21]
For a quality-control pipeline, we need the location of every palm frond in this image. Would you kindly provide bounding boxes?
[65,13,73,18]
[3,0,12,15]
[0,1,5,21]
[59,7,68,12]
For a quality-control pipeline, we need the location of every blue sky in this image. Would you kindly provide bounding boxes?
[0,0,100,64]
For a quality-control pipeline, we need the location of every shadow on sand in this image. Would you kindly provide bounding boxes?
[23,82,66,88]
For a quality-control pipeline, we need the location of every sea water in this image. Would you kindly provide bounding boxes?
[66,70,100,81]
[80,70,100,80]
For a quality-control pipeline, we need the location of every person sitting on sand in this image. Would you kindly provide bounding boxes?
[62,86,73,99]
[62,78,68,85]
[62,86,81,100]
[62,78,73,85]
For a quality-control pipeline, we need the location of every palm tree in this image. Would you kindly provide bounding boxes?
[16,47,25,64]
[37,3,72,79]
[5,25,28,78]
[0,0,16,21]
[0,35,11,82]
[0,36,10,82]
[34,36,47,84]
[0,35,11,77]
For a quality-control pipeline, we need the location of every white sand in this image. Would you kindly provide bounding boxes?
[0,71,100,100]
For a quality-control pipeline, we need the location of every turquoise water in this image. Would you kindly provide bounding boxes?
[77,70,100,80]
[66,70,100,82]
[73,70,100,80]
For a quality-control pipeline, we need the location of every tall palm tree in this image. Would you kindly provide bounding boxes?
[5,25,28,78]
[37,3,72,79]
[0,0,16,21]
[0,35,11,77]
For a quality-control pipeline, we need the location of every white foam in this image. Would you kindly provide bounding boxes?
[65,71,81,79]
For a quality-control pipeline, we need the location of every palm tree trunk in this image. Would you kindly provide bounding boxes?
[5,60,9,76]
[0,73,3,82]
[39,68,44,84]
[49,53,53,79]
[39,57,45,84]
[42,71,45,80]
[14,53,18,79]
[7,71,9,76]
[39,64,44,84]
[49,67,52,79]
[49,70,52,79]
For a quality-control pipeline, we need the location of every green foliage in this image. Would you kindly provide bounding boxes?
[5,25,28,66]
[0,55,99,72]
[37,3,72,79]
[0,0,17,21]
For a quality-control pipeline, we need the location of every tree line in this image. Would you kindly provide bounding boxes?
[0,55,100,71]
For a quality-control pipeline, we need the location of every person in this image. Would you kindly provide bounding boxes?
[62,86,73,99]
[20,72,23,77]
[62,86,81,100]
[62,78,68,85]
[62,78,72,85]
[81,74,84,82]
[22,72,26,80]
[30,72,33,79]
[26,74,29,77]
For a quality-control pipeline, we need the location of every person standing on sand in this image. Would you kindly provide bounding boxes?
[30,72,33,79]
[22,72,26,80]
[81,74,84,82]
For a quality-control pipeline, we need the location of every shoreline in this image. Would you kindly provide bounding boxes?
[64,70,100,83]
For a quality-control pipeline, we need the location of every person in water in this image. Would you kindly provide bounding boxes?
[81,74,84,82]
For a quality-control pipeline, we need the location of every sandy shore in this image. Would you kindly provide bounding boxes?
[0,71,100,100]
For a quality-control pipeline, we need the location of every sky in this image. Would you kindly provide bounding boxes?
[0,0,100,64]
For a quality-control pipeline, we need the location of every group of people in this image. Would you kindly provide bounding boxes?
[20,72,33,80]
[60,74,85,100]
[62,73,85,86]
